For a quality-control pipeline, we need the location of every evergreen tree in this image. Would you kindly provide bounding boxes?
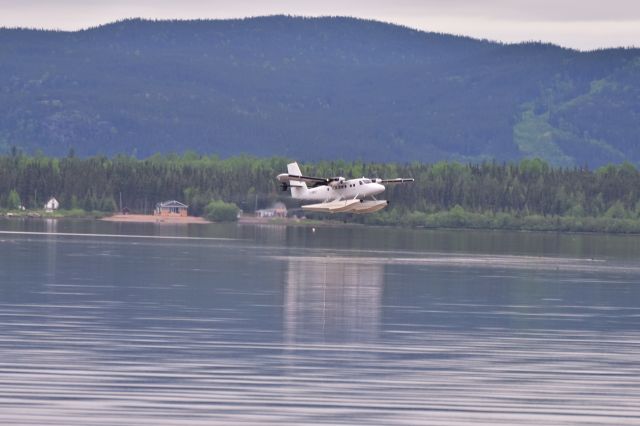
[7,189,21,210]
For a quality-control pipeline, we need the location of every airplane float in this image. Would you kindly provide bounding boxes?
[277,162,413,214]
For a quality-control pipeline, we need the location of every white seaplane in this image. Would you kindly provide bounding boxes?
[277,162,413,214]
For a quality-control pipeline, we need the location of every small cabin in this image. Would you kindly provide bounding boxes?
[256,202,287,218]
[154,200,188,217]
[44,197,59,212]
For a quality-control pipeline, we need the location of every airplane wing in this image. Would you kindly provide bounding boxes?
[278,175,414,185]
[379,178,414,184]
[277,162,413,187]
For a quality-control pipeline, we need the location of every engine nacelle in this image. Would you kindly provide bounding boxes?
[329,176,346,187]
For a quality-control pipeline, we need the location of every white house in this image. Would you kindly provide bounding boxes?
[154,200,188,217]
[256,202,287,218]
[44,197,60,212]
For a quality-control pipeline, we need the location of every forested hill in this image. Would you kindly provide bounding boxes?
[1,16,639,166]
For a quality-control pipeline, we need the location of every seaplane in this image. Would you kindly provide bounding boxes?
[277,162,414,214]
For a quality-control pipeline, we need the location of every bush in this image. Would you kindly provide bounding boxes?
[204,200,239,222]
[604,201,628,219]
[6,189,21,210]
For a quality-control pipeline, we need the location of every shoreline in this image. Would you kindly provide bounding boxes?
[3,211,640,236]
[101,214,211,224]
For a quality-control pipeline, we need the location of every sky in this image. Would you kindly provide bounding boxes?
[1,0,639,51]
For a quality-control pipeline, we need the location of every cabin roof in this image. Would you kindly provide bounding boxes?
[156,200,188,208]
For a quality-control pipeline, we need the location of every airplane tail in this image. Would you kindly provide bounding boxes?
[287,162,308,199]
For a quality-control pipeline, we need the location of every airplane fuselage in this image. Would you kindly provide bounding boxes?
[296,178,385,202]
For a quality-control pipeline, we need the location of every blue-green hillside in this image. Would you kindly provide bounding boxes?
[1,16,639,166]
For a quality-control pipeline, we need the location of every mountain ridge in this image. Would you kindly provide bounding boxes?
[1,16,639,166]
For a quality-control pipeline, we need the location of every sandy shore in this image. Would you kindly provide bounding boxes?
[101,214,210,224]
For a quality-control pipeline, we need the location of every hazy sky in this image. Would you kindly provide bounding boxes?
[1,0,639,50]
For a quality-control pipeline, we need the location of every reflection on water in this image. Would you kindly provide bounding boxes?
[285,257,382,344]
[45,219,58,283]
[0,221,639,425]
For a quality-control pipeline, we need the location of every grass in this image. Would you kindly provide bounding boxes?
[513,108,574,167]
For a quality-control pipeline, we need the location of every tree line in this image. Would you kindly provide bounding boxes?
[2,153,640,231]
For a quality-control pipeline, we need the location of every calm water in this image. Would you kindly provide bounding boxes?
[1,219,639,425]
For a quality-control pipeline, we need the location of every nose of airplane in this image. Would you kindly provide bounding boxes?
[373,183,385,195]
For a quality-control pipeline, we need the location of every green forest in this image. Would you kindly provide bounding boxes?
[3,152,640,233]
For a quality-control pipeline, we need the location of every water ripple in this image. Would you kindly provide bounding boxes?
[1,229,639,424]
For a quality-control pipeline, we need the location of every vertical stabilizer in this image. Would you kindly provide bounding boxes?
[287,162,302,176]
[287,162,308,199]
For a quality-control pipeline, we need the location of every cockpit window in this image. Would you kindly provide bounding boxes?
[359,181,363,185]
[363,179,371,184]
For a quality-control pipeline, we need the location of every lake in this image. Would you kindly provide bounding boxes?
[1,219,639,425]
